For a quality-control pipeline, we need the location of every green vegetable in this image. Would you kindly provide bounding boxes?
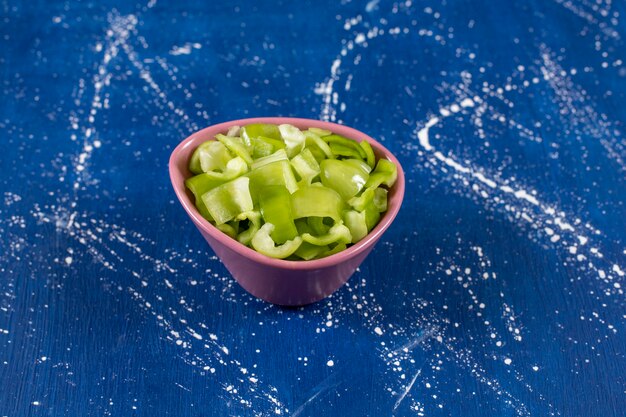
[278,124,306,158]
[248,150,298,199]
[189,140,233,174]
[306,217,330,236]
[301,223,352,246]
[319,159,369,200]
[324,134,367,159]
[294,241,328,260]
[304,131,334,160]
[235,211,261,245]
[185,123,397,260]
[307,127,332,137]
[242,123,282,141]
[259,186,298,244]
[216,134,253,166]
[251,223,302,259]
[291,185,344,222]
[184,173,228,220]
[250,137,274,158]
[343,210,368,243]
[364,159,397,188]
[202,176,254,225]
[359,140,376,168]
[291,148,320,186]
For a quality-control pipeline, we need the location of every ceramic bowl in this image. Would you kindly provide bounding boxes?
[169,117,405,306]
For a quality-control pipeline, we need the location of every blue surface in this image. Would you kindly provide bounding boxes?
[1,0,625,416]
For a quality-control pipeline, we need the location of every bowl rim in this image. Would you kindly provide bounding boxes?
[169,117,405,271]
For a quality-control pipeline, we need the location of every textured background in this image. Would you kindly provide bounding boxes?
[1,0,625,416]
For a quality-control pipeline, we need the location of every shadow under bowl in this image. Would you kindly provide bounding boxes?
[169,117,405,306]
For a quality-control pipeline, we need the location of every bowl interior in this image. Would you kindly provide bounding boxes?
[169,117,405,269]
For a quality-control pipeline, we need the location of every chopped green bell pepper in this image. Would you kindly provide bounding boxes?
[307,127,332,137]
[250,137,274,158]
[373,187,388,212]
[320,159,369,200]
[251,148,288,170]
[202,176,254,225]
[348,187,374,212]
[242,123,282,140]
[216,222,238,239]
[251,223,302,259]
[184,173,230,221]
[324,134,367,159]
[189,140,233,174]
[322,242,347,257]
[291,185,344,222]
[259,186,298,244]
[363,202,381,231]
[185,123,397,260]
[364,159,397,188]
[343,210,368,243]
[278,124,306,158]
[291,148,320,185]
[301,223,352,246]
[248,159,298,202]
[306,216,330,236]
[216,134,253,166]
[294,241,328,260]
[359,140,376,168]
[304,131,334,161]
[235,210,261,245]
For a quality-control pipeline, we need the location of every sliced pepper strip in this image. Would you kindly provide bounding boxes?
[304,131,334,160]
[373,188,388,212]
[198,156,249,181]
[307,127,332,137]
[291,185,344,222]
[251,148,288,170]
[343,158,372,174]
[278,124,306,158]
[347,188,374,211]
[363,202,381,232]
[184,173,229,221]
[294,241,328,260]
[294,218,312,235]
[251,223,302,259]
[189,140,233,174]
[202,176,254,225]
[235,211,261,245]
[320,159,369,200]
[259,186,298,244]
[343,210,368,243]
[301,223,352,246]
[216,134,253,166]
[329,143,364,160]
[364,159,397,188]
[290,148,320,185]
[324,134,367,159]
[242,123,282,140]
[216,222,238,239]
[248,159,298,202]
[321,242,347,258]
[359,140,376,168]
[226,125,241,137]
[257,136,286,150]
[250,137,274,158]
[184,174,227,199]
[306,216,330,236]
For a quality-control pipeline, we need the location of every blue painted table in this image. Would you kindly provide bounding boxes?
[1,0,625,415]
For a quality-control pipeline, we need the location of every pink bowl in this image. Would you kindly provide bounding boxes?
[169,117,405,306]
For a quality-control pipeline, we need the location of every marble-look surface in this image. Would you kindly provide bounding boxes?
[1,0,625,415]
